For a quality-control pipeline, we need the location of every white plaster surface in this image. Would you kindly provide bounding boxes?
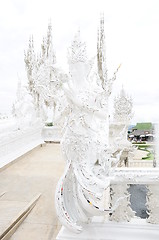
[0,126,44,169]
[57,220,159,240]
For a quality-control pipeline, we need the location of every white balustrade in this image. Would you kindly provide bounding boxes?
[128,160,153,168]
[109,168,159,224]
[57,168,159,239]
[109,183,135,222]
[0,126,43,168]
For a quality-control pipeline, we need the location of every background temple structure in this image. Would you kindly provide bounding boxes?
[109,86,134,167]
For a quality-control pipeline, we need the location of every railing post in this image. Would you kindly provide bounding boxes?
[146,184,159,224]
[109,183,135,222]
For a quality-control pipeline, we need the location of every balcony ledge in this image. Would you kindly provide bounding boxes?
[57,219,159,240]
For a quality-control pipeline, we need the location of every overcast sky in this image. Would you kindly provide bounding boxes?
[0,0,159,124]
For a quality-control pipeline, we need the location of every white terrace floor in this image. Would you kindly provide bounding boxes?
[0,143,64,240]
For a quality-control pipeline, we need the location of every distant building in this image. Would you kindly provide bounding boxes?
[0,113,9,120]
[128,122,154,142]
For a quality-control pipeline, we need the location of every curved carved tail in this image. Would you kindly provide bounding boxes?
[55,161,112,233]
[55,163,87,233]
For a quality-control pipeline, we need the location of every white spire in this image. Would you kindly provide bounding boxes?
[97,13,107,89]
[41,21,56,64]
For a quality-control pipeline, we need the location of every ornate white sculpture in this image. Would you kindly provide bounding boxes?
[146,184,159,224]
[110,184,135,222]
[55,15,122,233]
[109,86,134,167]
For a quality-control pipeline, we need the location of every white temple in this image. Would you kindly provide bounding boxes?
[0,15,159,240]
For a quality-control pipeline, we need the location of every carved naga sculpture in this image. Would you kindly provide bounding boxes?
[55,16,121,233]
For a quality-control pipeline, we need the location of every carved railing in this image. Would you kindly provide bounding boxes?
[109,168,159,224]
[0,126,43,168]
[128,160,153,168]
[56,168,159,240]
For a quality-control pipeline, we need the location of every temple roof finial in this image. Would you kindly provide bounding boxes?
[67,30,87,64]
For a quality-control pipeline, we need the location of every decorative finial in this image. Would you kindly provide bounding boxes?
[114,86,133,122]
[68,30,87,64]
